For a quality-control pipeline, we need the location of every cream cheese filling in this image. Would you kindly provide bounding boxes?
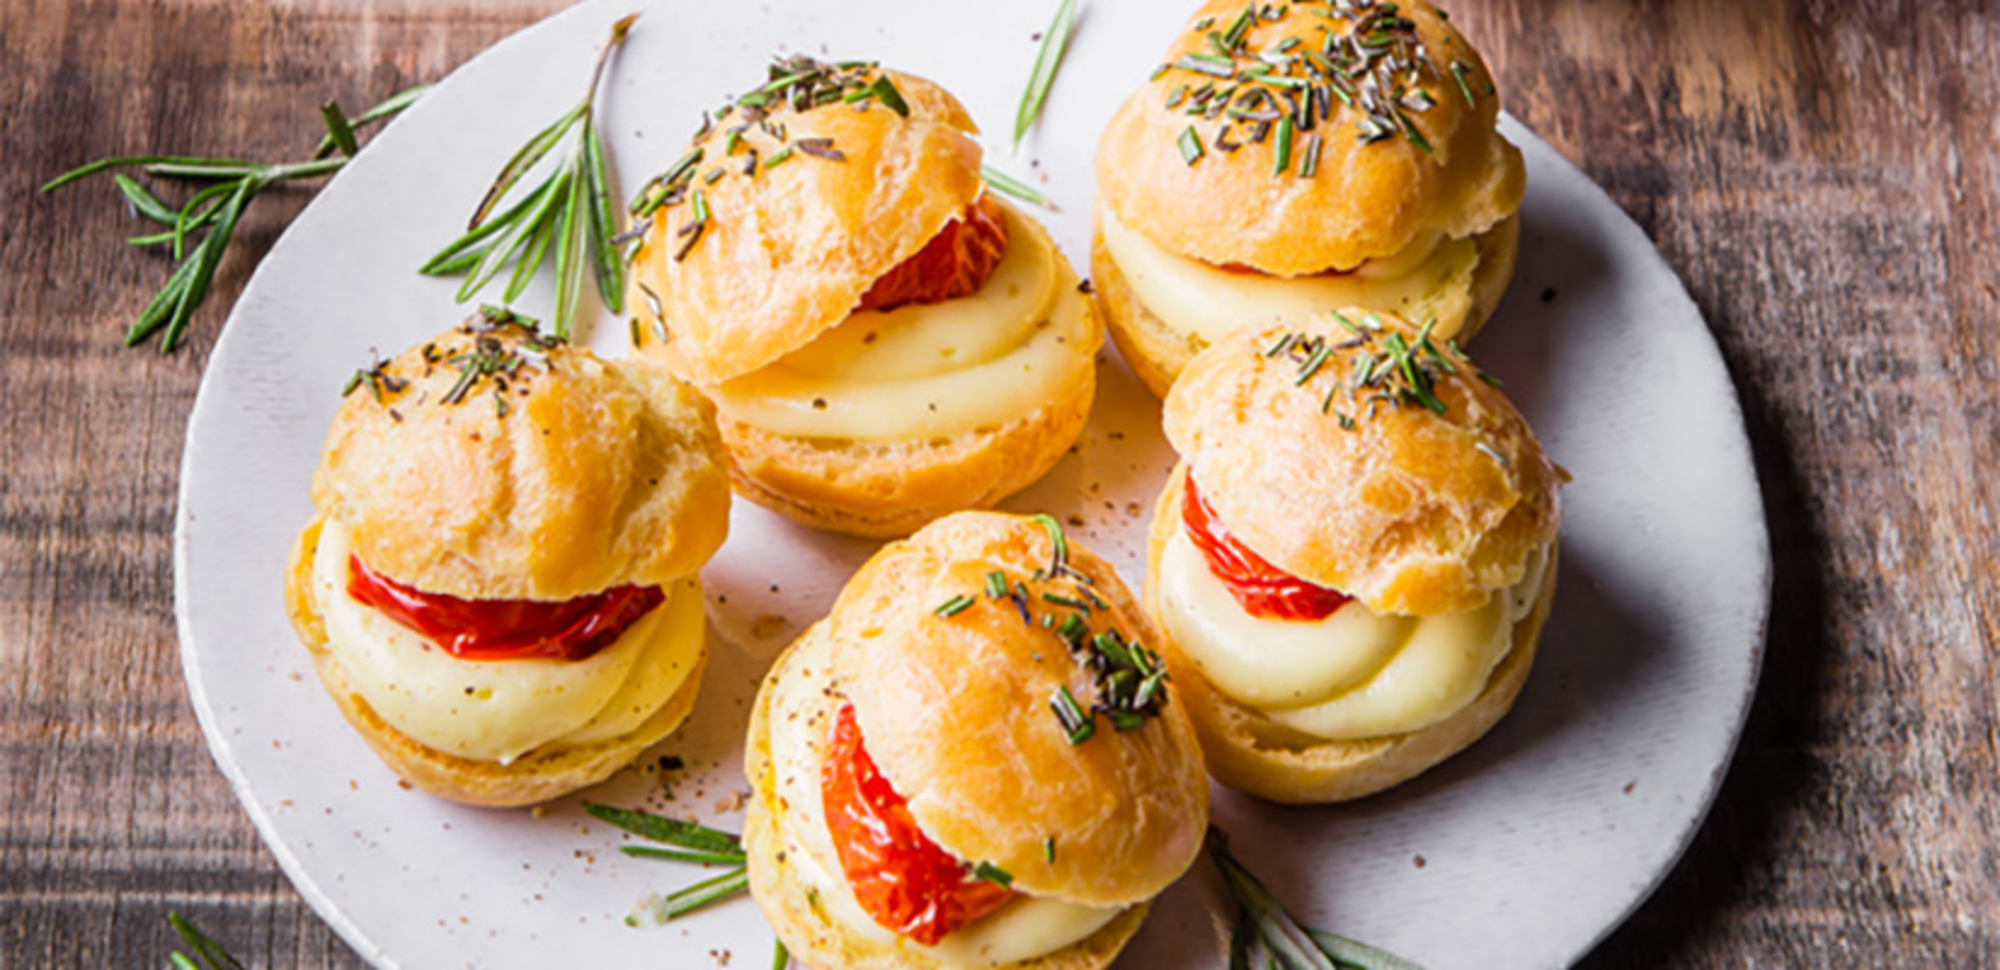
[763,632,1122,967]
[311,520,704,764]
[710,202,1094,443]
[1158,527,1550,740]
[1098,204,1481,347]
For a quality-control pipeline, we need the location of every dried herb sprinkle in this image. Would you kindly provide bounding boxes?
[1153,0,1475,176]
[627,56,913,262]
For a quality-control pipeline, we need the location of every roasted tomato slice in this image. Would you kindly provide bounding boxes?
[856,196,1009,313]
[345,556,664,662]
[821,703,1014,945]
[1181,479,1352,621]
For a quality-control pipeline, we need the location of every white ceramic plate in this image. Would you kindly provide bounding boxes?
[176,1,1770,967]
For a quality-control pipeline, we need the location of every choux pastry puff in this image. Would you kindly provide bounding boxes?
[1094,0,1525,396]
[744,512,1208,968]
[286,308,729,807]
[1147,310,1560,803]
[629,57,1102,537]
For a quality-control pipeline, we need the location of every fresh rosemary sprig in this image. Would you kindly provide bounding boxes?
[1013,0,1080,146]
[419,14,637,340]
[980,163,1055,210]
[41,84,428,351]
[1210,829,1427,970]
[585,802,753,924]
[165,912,246,970]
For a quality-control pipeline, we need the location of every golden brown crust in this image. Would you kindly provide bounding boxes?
[1144,475,1557,802]
[629,67,988,385]
[743,625,1152,970]
[284,519,706,807]
[308,322,729,600]
[1094,0,1523,276]
[712,353,1096,538]
[1091,214,1520,400]
[819,512,1207,906]
[1163,313,1559,615]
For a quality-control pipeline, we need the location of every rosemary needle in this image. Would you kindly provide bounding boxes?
[584,802,742,855]
[1014,0,1080,146]
[980,163,1055,209]
[420,14,637,340]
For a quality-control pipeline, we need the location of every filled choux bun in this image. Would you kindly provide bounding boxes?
[1145,310,1560,803]
[286,308,730,807]
[745,512,1207,969]
[628,57,1102,537]
[1093,0,1524,396]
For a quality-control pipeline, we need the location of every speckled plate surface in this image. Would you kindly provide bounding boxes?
[175,1,1770,967]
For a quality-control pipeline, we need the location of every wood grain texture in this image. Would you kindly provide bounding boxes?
[2,0,1996,966]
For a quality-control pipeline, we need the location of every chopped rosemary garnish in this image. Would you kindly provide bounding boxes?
[1051,685,1096,745]
[1030,512,1070,571]
[1179,125,1206,165]
[629,55,915,262]
[1294,339,1331,385]
[1153,0,1459,174]
[42,84,427,352]
[1271,312,1491,425]
[1474,441,1511,468]
[1299,133,1323,177]
[341,356,407,402]
[1014,0,1080,145]
[981,163,1056,209]
[429,306,557,411]
[1211,829,1428,970]
[970,861,1015,888]
[419,15,636,340]
[936,516,1169,745]
[1450,59,1478,107]
[1043,836,1057,863]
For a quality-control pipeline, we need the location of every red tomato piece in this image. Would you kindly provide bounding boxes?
[345,555,664,662]
[821,703,1014,945]
[856,196,1010,313]
[1181,479,1352,621]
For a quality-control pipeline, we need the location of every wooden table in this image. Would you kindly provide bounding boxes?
[4,0,1993,965]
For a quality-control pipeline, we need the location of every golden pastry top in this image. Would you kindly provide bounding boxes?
[628,60,988,385]
[797,511,1209,907]
[310,309,729,600]
[1095,0,1524,276]
[1163,309,1559,615]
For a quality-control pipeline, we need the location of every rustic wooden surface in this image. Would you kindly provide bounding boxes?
[2,0,1995,966]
